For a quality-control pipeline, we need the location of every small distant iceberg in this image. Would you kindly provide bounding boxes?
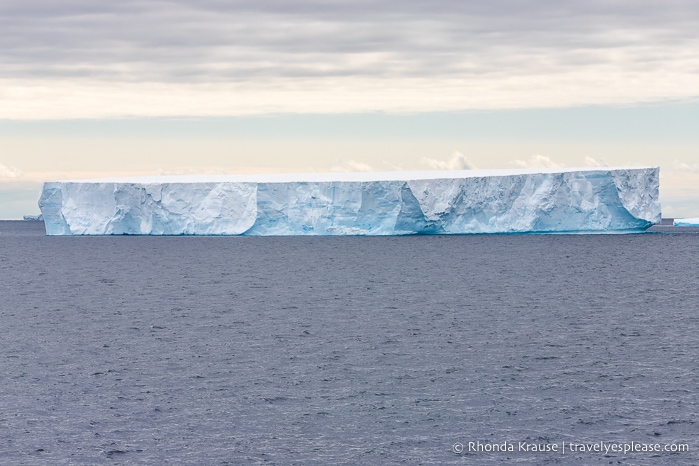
[673,217,699,227]
[23,214,43,221]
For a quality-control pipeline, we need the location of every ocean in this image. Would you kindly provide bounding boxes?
[1,220,697,464]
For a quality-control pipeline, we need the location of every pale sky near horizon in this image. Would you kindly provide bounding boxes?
[1,1,698,218]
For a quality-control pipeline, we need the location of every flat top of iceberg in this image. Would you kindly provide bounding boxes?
[54,166,657,184]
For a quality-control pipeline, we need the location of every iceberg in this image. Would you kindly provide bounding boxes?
[673,217,699,227]
[38,167,660,236]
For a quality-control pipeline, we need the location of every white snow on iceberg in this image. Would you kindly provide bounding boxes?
[38,167,661,236]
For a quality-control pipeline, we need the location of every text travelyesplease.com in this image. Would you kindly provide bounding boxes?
[453,441,689,455]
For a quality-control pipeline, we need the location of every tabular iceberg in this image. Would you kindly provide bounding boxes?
[38,167,660,236]
[673,218,699,227]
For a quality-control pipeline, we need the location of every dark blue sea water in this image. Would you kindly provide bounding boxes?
[1,221,697,465]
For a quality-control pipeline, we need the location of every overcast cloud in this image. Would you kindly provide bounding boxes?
[2,0,699,118]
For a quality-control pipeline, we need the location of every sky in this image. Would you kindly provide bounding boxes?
[1,0,698,218]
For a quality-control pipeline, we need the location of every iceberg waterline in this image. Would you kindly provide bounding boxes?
[38,167,661,236]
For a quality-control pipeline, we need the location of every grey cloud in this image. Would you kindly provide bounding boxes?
[1,1,699,84]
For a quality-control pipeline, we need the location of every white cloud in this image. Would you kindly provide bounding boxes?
[0,163,23,178]
[672,159,699,172]
[155,167,231,176]
[421,151,475,170]
[330,159,373,172]
[584,156,608,167]
[511,155,564,169]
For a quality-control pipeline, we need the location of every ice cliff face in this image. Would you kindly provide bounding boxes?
[38,167,661,235]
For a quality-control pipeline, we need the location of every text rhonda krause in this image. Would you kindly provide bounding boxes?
[459,441,689,454]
